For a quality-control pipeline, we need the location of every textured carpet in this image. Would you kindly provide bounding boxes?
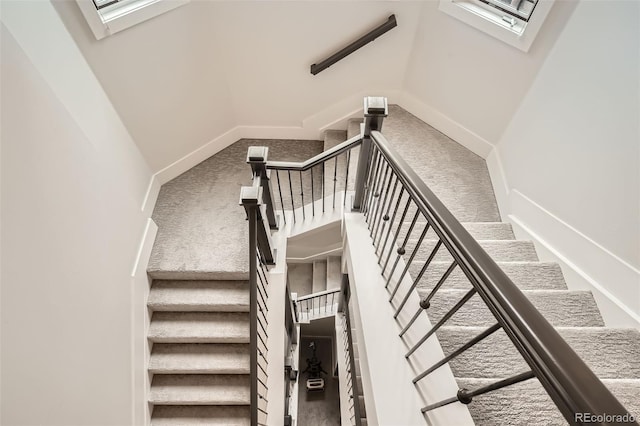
[382,106,500,223]
[384,219,640,424]
[149,139,323,278]
[148,279,255,425]
[149,105,499,276]
[145,105,640,425]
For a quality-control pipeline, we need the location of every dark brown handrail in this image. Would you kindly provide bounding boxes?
[266,134,362,171]
[242,96,636,425]
[369,129,635,425]
[310,15,397,75]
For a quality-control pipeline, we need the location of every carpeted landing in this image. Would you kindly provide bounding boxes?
[149,105,499,278]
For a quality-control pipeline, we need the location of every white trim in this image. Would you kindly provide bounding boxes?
[141,174,161,216]
[76,0,110,39]
[508,215,640,328]
[485,147,510,219]
[335,313,354,426]
[398,92,495,158]
[153,91,400,185]
[76,0,189,40]
[265,272,287,426]
[130,218,158,426]
[154,126,242,184]
[486,149,640,328]
[152,90,496,186]
[286,247,343,264]
[438,0,555,52]
[343,213,474,426]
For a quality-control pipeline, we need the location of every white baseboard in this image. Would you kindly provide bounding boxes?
[131,218,158,426]
[486,149,640,328]
[154,126,244,185]
[486,148,510,220]
[397,92,495,158]
[141,174,161,217]
[509,215,640,328]
[153,90,403,186]
[507,191,640,328]
[286,247,343,263]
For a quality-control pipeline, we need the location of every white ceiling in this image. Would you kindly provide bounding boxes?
[52,0,577,172]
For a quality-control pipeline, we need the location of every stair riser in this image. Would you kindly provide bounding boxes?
[149,304,250,312]
[150,343,250,375]
[151,406,251,426]
[150,375,250,405]
[410,291,604,328]
[438,328,640,380]
[148,281,250,313]
[457,378,640,425]
[410,262,567,291]
[148,312,249,343]
[393,221,515,241]
[404,240,538,263]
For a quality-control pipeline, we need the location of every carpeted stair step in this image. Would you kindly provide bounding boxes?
[437,327,640,379]
[323,129,347,151]
[406,239,538,263]
[148,312,249,343]
[347,119,362,139]
[150,374,250,405]
[148,280,249,312]
[151,405,250,426]
[456,377,640,425]
[396,221,515,241]
[414,289,604,327]
[149,344,250,374]
[347,118,362,189]
[411,261,567,292]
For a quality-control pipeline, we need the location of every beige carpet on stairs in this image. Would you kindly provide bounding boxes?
[147,105,639,425]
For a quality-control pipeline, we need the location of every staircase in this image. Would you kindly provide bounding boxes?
[147,104,640,425]
[293,256,342,322]
[146,279,252,425]
[402,220,640,424]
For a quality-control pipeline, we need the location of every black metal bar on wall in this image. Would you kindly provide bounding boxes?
[310,14,397,75]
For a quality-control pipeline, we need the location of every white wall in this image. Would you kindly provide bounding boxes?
[490,0,640,325]
[1,1,154,424]
[401,0,578,148]
[52,0,423,173]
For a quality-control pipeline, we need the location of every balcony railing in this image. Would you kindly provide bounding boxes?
[294,288,341,322]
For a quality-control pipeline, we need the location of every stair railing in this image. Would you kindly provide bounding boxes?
[341,301,364,426]
[240,184,274,426]
[357,98,636,424]
[294,288,341,322]
[241,96,636,425]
